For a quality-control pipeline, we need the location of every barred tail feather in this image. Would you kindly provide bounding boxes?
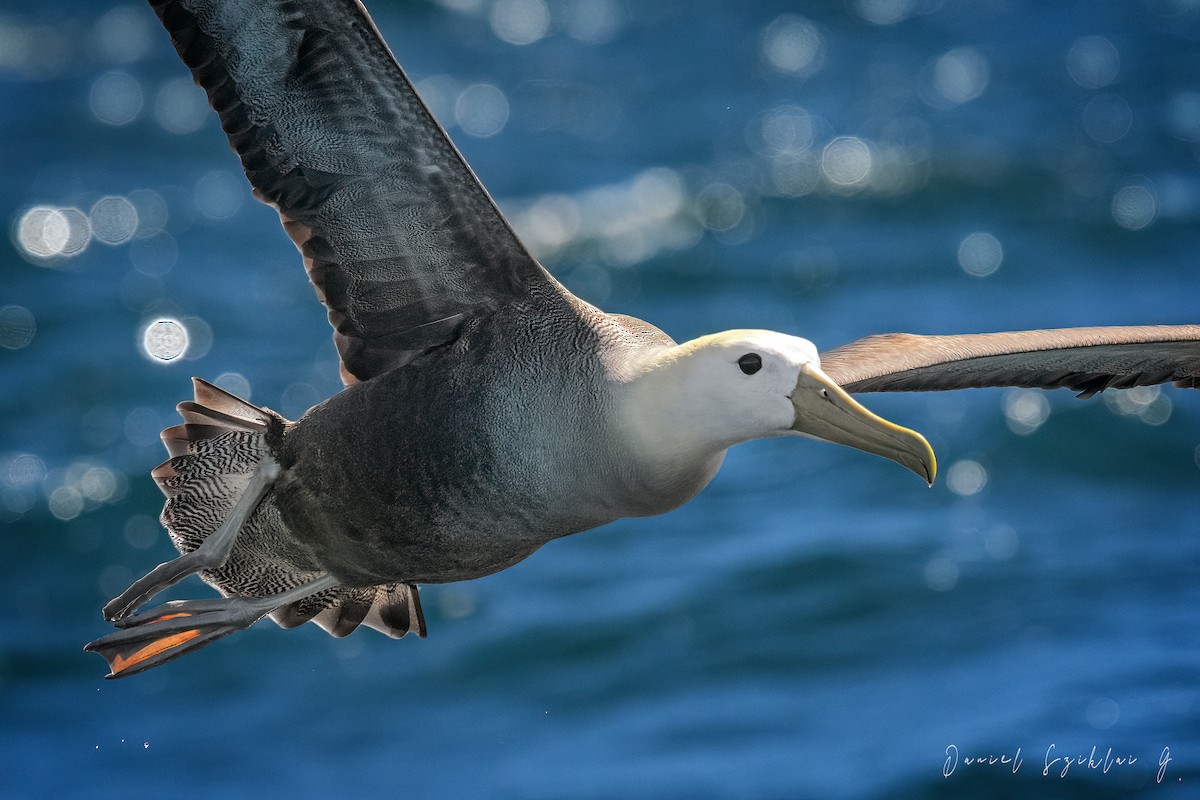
[270,582,426,639]
[151,379,286,555]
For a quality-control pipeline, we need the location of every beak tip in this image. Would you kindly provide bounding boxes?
[920,447,937,488]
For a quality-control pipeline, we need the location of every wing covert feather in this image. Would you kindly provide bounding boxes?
[820,326,1200,397]
[150,0,557,382]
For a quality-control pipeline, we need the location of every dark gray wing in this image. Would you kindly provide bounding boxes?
[150,0,560,383]
[819,326,1200,397]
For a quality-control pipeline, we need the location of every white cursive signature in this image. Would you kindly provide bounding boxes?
[1043,744,1136,778]
[943,744,1023,777]
[943,743,1173,783]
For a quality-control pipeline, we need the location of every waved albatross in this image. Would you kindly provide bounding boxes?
[87,0,1200,678]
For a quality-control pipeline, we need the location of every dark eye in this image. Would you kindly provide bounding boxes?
[737,353,762,375]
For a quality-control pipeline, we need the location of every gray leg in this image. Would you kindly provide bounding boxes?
[85,573,340,679]
[102,457,281,622]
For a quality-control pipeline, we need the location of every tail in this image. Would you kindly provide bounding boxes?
[151,378,425,641]
[152,378,284,554]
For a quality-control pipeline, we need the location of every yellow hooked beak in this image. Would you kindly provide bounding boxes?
[791,364,936,485]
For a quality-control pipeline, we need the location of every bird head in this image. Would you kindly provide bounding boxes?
[623,330,936,485]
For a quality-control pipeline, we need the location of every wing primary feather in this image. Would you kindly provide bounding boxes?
[149,0,573,383]
[819,326,1200,395]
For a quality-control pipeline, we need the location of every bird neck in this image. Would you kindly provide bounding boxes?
[607,346,729,516]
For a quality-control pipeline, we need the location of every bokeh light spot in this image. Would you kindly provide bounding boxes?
[5,453,46,487]
[931,47,989,106]
[90,195,140,245]
[854,0,917,25]
[821,136,873,186]
[95,6,154,64]
[49,485,84,521]
[127,188,170,238]
[957,231,1003,277]
[89,70,144,126]
[455,83,510,138]
[1003,389,1050,435]
[1166,91,1200,142]
[1111,182,1157,230]
[1104,384,1171,425]
[947,459,988,496]
[565,0,620,43]
[130,232,179,277]
[215,371,252,400]
[154,76,210,134]
[194,170,245,220]
[1087,697,1121,731]
[984,525,1019,560]
[696,183,746,232]
[489,0,551,46]
[0,305,36,350]
[760,15,824,77]
[141,318,189,362]
[924,556,959,591]
[14,205,91,262]
[124,406,163,447]
[1067,35,1120,89]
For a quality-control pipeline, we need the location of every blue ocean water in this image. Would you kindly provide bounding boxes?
[2,0,1199,797]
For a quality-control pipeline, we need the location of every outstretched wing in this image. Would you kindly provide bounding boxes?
[819,326,1200,397]
[150,0,559,383]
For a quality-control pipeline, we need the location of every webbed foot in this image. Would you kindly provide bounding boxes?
[86,573,339,678]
